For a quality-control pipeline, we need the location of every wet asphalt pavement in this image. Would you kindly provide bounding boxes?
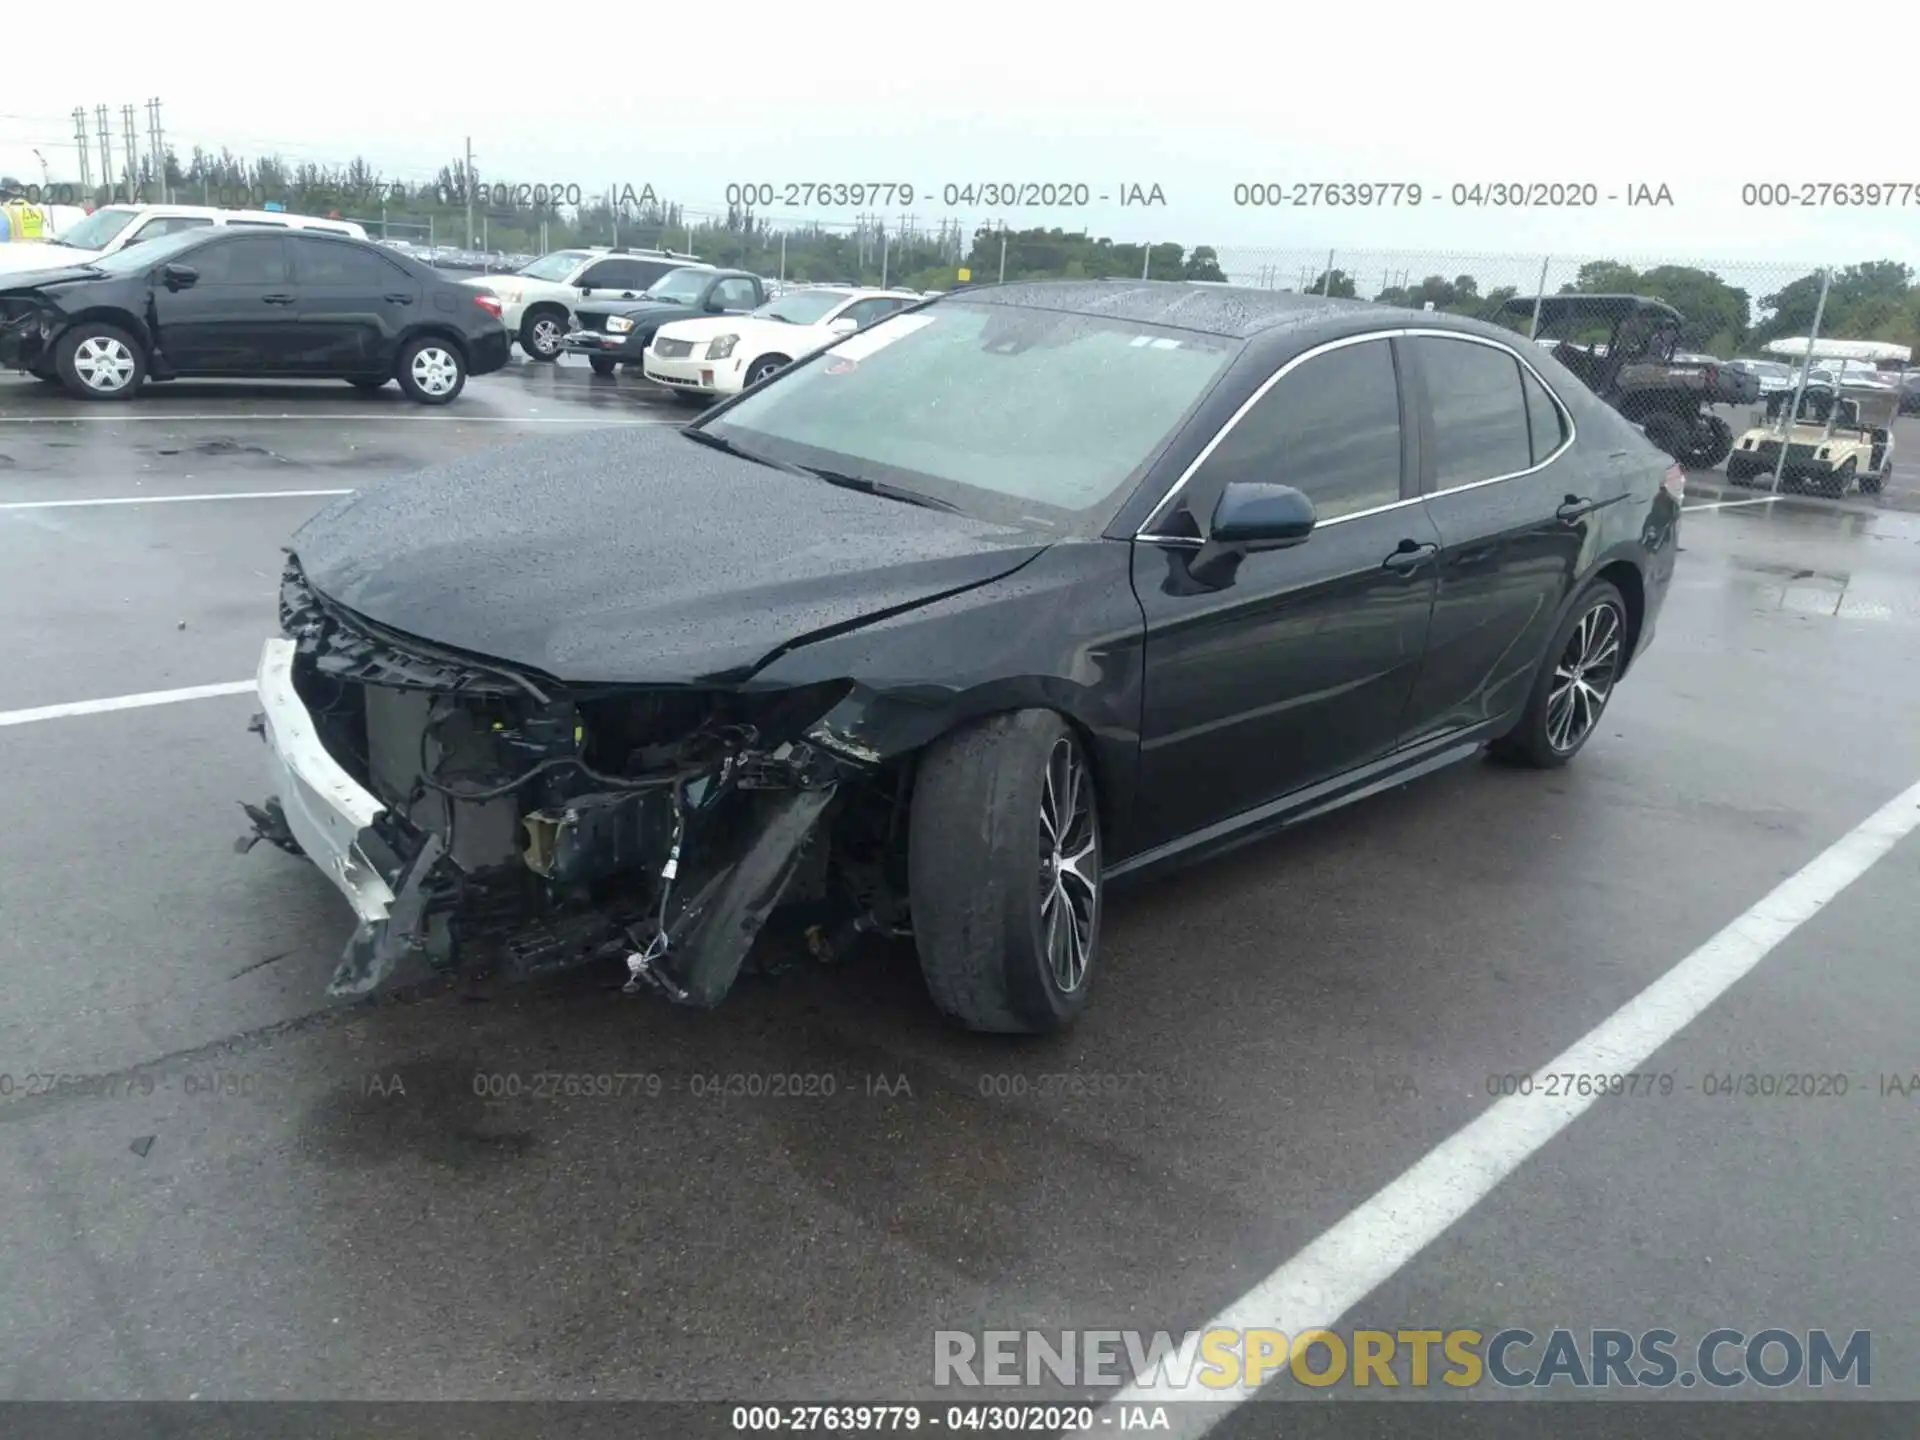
[2,358,1919,1416]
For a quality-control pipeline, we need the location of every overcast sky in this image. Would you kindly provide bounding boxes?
[6,0,1918,282]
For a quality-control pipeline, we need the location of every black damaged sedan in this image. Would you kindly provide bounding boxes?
[245,281,1681,1033]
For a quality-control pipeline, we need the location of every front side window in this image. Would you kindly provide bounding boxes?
[712,277,760,310]
[127,215,217,245]
[1410,337,1533,488]
[1180,337,1403,526]
[703,301,1238,532]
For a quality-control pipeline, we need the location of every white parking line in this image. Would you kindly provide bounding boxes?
[0,680,255,728]
[1105,772,1920,1435]
[1683,496,1783,512]
[0,490,352,511]
[0,415,676,425]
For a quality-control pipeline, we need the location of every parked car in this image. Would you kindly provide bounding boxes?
[642,285,923,402]
[1726,383,1896,495]
[0,203,368,276]
[563,267,767,378]
[458,246,705,360]
[1728,358,1796,397]
[0,226,509,402]
[242,280,1680,1031]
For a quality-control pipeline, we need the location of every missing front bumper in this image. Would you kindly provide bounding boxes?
[245,637,857,1005]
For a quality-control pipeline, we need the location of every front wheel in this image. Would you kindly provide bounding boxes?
[1682,414,1734,469]
[518,309,565,361]
[1489,582,1628,770]
[588,356,617,377]
[396,337,466,404]
[55,323,146,400]
[909,710,1102,1034]
[1817,459,1855,499]
[743,354,789,388]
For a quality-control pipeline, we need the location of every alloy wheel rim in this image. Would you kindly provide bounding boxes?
[531,319,560,354]
[74,336,135,391]
[1037,736,1097,993]
[1547,601,1623,753]
[411,348,458,395]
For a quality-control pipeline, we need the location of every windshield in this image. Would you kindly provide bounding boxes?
[83,228,217,275]
[646,267,715,303]
[752,290,853,325]
[701,301,1238,531]
[51,207,140,251]
[517,249,594,281]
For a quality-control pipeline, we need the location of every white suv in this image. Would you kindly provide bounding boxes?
[0,203,368,275]
[459,247,706,360]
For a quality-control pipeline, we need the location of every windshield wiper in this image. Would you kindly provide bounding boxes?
[680,427,810,475]
[798,467,958,512]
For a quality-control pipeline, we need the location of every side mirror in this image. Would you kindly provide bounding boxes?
[827,316,859,335]
[161,263,199,290]
[578,286,593,296]
[705,298,727,314]
[1187,482,1317,588]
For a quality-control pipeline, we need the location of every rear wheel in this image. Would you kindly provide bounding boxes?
[1724,456,1756,486]
[55,323,145,401]
[588,356,617,377]
[1683,414,1734,469]
[1640,412,1689,462]
[518,308,566,361]
[1489,581,1627,770]
[396,337,466,404]
[909,710,1102,1034]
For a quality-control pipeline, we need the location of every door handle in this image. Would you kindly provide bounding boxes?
[384,293,414,305]
[261,293,296,305]
[1382,540,1438,574]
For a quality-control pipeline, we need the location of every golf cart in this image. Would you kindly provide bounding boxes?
[1503,294,1761,468]
[1724,382,1895,496]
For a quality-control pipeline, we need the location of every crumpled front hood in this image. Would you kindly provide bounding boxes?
[0,262,103,293]
[290,424,1049,686]
[0,245,104,276]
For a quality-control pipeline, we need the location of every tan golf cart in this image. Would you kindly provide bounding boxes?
[1723,382,1896,497]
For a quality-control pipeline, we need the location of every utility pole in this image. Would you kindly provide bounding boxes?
[464,136,475,248]
[72,108,92,192]
[998,230,1007,283]
[146,98,167,203]
[94,107,114,203]
[122,104,140,202]
[1142,243,1151,280]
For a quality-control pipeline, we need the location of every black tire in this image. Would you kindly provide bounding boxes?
[1818,459,1855,499]
[347,377,388,391]
[395,336,467,405]
[1489,581,1628,770]
[518,307,566,361]
[1684,414,1734,469]
[1859,470,1884,495]
[744,354,789,388]
[1640,412,1689,461]
[588,356,617,377]
[1724,457,1755,486]
[908,710,1103,1035]
[54,322,146,401]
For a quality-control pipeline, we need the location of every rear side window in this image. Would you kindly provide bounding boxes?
[1521,367,1569,464]
[1411,337,1533,488]
[290,236,405,286]
[190,235,291,285]
[1185,337,1403,524]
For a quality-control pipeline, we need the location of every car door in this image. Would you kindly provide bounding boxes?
[575,258,656,303]
[149,233,298,374]
[1129,334,1441,848]
[1396,333,1609,744]
[287,235,419,373]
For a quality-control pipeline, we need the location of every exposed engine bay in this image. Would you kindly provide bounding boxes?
[242,553,910,1003]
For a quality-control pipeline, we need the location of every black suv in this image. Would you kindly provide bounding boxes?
[0,227,510,403]
[562,267,767,376]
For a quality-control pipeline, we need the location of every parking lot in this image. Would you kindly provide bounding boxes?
[3,356,1919,1418]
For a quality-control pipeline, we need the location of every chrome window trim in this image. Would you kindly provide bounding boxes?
[1135,326,1578,542]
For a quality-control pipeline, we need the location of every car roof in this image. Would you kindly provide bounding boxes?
[1500,293,1683,323]
[92,202,365,233]
[951,278,1380,339]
